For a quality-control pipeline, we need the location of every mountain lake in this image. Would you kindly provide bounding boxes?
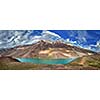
[16,58,77,65]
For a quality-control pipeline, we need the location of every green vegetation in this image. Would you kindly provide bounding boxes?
[0,62,53,70]
[0,62,8,70]
[66,55,100,69]
[87,60,100,68]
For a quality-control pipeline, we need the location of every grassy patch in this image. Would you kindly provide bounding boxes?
[87,60,100,68]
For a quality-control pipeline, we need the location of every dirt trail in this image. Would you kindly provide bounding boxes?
[79,57,86,65]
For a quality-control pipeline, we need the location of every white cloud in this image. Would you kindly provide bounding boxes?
[66,39,70,42]
[42,30,61,38]
[0,30,62,49]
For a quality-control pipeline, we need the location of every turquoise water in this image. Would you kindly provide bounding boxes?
[16,58,76,65]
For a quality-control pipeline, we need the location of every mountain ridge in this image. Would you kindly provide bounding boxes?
[0,40,97,59]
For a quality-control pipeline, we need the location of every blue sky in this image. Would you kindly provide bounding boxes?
[49,30,100,39]
[48,30,68,39]
[51,30,99,46]
[33,30,100,45]
[33,30,100,40]
[32,30,100,52]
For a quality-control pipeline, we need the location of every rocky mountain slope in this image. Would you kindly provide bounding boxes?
[0,40,97,59]
[0,40,99,70]
[66,54,100,69]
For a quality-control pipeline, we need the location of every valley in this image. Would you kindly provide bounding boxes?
[0,40,100,70]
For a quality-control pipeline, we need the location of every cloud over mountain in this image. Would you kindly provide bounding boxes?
[0,30,99,52]
[0,30,62,49]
